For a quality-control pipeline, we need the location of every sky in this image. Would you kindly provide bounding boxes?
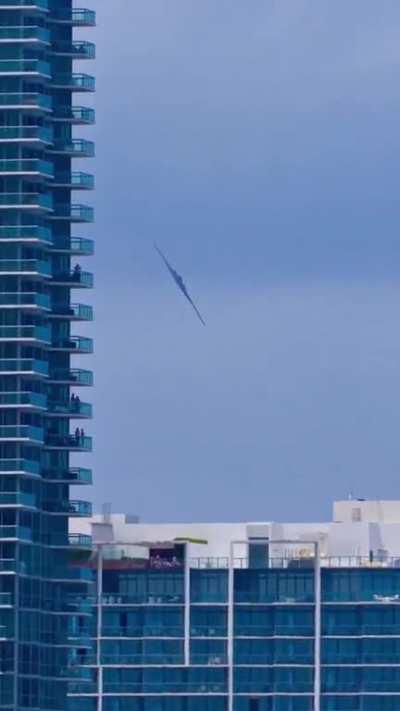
[73,1,400,522]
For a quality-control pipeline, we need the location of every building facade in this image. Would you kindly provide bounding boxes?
[0,1,95,708]
[70,502,400,711]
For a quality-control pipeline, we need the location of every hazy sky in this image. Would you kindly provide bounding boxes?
[74,1,400,522]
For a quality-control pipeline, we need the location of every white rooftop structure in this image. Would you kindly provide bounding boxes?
[71,499,400,564]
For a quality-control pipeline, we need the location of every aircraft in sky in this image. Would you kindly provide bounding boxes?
[154,243,206,326]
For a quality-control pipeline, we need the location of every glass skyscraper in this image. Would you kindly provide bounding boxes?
[0,1,95,708]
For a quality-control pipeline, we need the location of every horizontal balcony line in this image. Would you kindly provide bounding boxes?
[43,467,92,485]
[48,303,93,321]
[0,26,51,43]
[0,425,43,443]
[50,106,94,124]
[0,192,53,211]
[52,72,95,91]
[50,40,95,59]
[48,138,94,156]
[0,492,37,508]
[47,368,93,386]
[49,238,94,256]
[0,1,48,11]
[0,225,52,243]
[0,325,51,343]
[0,259,51,277]
[44,434,92,451]
[50,204,94,222]
[48,8,95,26]
[49,336,93,353]
[51,269,93,287]
[0,358,48,376]
[46,534,92,548]
[0,292,50,309]
[0,158,53,177]
[43,499,92,516]
[0,92,52,111]
[0,59,50,77]
[52,172,94,189]
[0,459,40,475]
[47,398,93,417]
[0,392,47,409]
[0,125,53,143]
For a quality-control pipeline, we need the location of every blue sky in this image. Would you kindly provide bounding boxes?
[74,1,400,521]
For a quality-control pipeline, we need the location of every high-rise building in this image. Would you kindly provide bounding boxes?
[0,2,95,709]
[70,501,400,711]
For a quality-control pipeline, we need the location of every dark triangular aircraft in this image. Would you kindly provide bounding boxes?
[154,243,206,326]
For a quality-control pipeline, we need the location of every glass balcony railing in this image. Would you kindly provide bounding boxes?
[45,434,92,451]
[51,336,93,353]
[51,204,94,222]
[0,193,53,210]
[50,8,95,26]
[0,92,52,111]
[53,172,94,189]
[52,269,93,287]
[0,259,51,276]
[0,292,50,309]
[48,399,92,417]
[0,59,50,76]
[0,425,44,442]
[0,0,48,8]
[48,368,93,386]
[50,138,94,156]
[68,534,92,548]
[0,26,51,43]
[50,566,93,583]
[50,303,93,321]
[44,468,92,485]
[0,459,39,476]
[51,238,94,256]
[52,106,95,124]
[52,73,95,91]
[0,492,37,508]
[0,158,53,176]
[0,125,53,142]
[0,325,51,342]
[0,392,47,409]
[52,40,95,59]
[0,525,32,541]
[0,225,52,243]
[0,358,48,376]
[43,499,92,516]
[69,500,93,516]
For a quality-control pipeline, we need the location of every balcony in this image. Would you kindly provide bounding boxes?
[52,73,95,92]
[0,125,53,144]
[49,8,95,26]
[51,204,94,223]
[0,392,47,410]
[0,492,37,509]
[49,303,93,321]
[49,138,94,156]
[0,292,50,310]
[50,336,93,354]
[43,500,92,516]
[48,368,93,386]
[0,259,51,278]
[0,59,50,79]
[0,92,51,112]
[0,358,48,377]
[0,325,51,344]
[0,225,52,245]
[51,269,93,287]
[51,106,94,125]
[0,0,48,10]
[44,433,92,451]
[0,158,53,179]
[52,172,94,190]
[43,468,92,485]
[0,25,50,44]
[0,192,53,212]
[47,399,93,418]
[50,238,94,256]
[47,534,92,549]
[0,426,44,444]
[51,40,95,59]
[0,458,40,476]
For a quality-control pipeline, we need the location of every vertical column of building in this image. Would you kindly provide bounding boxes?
[0,1,95,709]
